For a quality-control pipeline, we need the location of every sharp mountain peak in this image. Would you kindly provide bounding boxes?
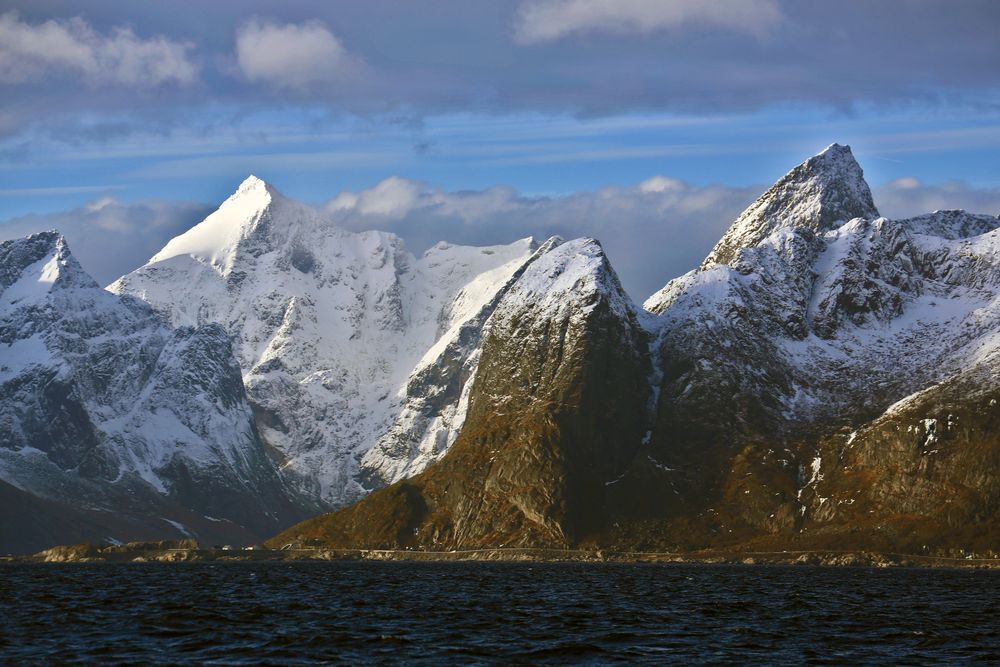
[702,143,879,269]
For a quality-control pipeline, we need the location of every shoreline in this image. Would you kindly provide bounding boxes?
[6,545,1000,569]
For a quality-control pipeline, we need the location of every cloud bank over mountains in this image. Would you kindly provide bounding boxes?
[4,174,998,298]
[0,198,211,286]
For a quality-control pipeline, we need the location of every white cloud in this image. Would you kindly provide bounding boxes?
[514,0,783,44]
[639,175,686,193]
[235,19,359,90]
[0,12,196,86]
[335,176,423,219]
[874,178,1000,220]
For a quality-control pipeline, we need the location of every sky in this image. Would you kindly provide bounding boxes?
[2,0,1000,298]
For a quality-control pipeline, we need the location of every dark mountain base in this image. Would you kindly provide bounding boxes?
[0,480,267,555]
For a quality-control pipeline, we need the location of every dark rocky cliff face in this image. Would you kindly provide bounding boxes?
[795,371,1000,552]
[269,239,652,549]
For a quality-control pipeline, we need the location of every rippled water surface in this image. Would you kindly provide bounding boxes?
[2,562,1000,664]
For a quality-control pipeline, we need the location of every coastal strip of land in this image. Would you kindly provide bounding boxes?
[5,540,1000,569]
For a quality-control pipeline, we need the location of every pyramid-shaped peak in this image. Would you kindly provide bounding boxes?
[146,175,315,272]
[702,144,879,268]
[1,231,97,298]
[236,174,273,194]
[228,174,283,205]
[806,143,866,180]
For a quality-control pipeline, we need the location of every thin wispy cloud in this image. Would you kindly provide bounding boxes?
[0,184,120,196]
[514,0,783,43]
[132,150,404,179]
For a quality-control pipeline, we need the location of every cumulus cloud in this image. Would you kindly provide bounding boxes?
[328,176,422,219]
[326,176,759,300]
[514,0,783,43]
[235,18,360,90]
[0,12,197,86]
[0,198,211,285]
[874,178,1000,220]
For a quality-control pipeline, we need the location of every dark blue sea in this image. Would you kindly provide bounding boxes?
[2,562,999,664]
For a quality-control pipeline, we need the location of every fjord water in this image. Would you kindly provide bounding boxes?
[2,563,999,664]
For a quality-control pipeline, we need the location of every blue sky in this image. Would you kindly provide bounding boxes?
[2,1,1000,297]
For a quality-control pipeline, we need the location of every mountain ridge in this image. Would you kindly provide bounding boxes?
[268,144,1000,554]
[7,144,1000,556]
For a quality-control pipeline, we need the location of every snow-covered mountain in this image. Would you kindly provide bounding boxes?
[273,144,1000,554]
[0,232,312,553]
[627,143,1000,543]
[110,176,542,507]
[644,144,1000,442]
[10,142,1000,555]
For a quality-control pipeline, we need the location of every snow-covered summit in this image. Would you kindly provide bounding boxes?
[703,144,879,268]
[1,231,98,304]
[146,175,326,277]
[491,237,637,325]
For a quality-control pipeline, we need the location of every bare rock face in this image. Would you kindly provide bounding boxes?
[269,238,652,549]
[791,370,1000,553]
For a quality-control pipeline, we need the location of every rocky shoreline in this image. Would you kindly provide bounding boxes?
[5,540,1000,569]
